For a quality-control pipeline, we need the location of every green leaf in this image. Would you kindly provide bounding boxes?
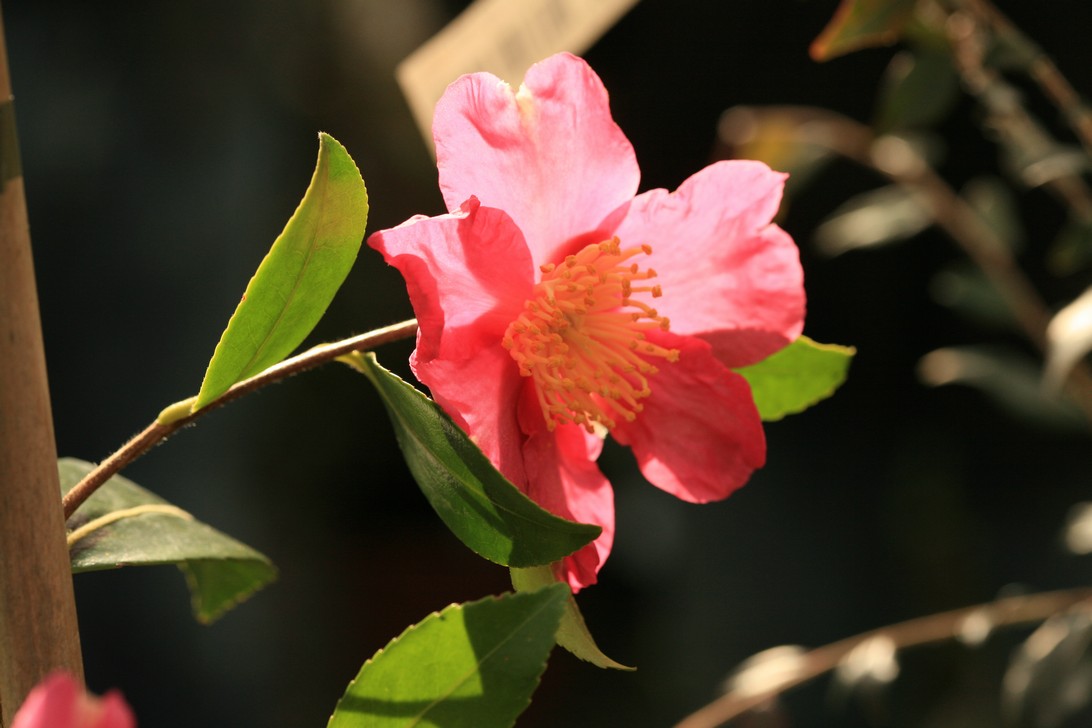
[193,132,368,411]
[60,457,277,624]
[327,584,567,728]
[735,336,855,422]
[1048,217,1092,275]
[961,177,1024,252]
[346,353,601,567]
[874,48,959,133]
[511,565,634,671]
[810,0,916,61]
[930,263,1016,331]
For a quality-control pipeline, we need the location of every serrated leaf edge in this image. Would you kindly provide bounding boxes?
[181,559,279,625]
[327,586,566,728]
[511,565,635,671]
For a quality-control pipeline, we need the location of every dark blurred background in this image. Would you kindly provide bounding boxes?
[8,0,1092,725]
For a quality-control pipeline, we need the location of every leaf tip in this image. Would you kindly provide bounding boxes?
[810,0,915,62]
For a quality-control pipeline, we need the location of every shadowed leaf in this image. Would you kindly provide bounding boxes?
[61,457,276,624]
[875,48,959,132]
[1003,610,1092,727]
[929,263,1015,331]
[918,345,1085,431]
[346,353,601,567]
[1048,217,1092,275]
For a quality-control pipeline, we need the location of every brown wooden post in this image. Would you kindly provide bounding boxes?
[0,6,84,725]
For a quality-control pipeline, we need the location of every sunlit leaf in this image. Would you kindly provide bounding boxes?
[327,585,567,728]
[60,458,277,624]
[1044,287,1092,392]
[810,0,916,61]
[875,48,959,132]
[345,353,601,567]
[511,565,634,671]
[193,133,368,411]
[734,336,855,422]
[814,184,933,255]
[917,345,1085,431]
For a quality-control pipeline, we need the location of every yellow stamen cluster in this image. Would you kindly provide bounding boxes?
[502,237,680,432]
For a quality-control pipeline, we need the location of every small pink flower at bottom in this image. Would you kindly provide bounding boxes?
[11,672,135,728]
[370,52,805,592]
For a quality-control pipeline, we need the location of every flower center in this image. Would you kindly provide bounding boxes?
[502,237,680,432]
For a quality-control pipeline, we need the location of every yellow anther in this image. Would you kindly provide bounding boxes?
[503,237,679,431]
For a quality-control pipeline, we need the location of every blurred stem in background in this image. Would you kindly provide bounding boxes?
[676,587,1092,727]
[688,0,1092,724]
[722,105,1092,422]
[722,0,1092,430]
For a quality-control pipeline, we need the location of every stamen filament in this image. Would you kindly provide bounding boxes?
[503,237,679,432]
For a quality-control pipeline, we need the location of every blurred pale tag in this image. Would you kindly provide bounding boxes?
[1044,285,1092,392]
[397,0,639,147]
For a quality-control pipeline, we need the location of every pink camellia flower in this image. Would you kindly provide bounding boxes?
[11,672,135,728]
[370,53,805,591]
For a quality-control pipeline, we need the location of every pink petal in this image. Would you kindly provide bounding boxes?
[11,673,135,728]
[414,345,530,491]
[87,695,135,728]
[369,197,537,488]
[433,53,640,270]
[10,673,78,728]
[613,160,805,368]
[519,385,613,592]
[612,332,766,503]
[368,197,534,365]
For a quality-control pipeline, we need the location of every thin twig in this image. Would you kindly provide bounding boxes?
[957,0,1092,159]
[61,318,419,519]
[674,587,1092,728]
[942,0,1092,226]
[781,108,1092,423]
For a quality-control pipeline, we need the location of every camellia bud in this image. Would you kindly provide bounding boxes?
[11,672,135,728]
